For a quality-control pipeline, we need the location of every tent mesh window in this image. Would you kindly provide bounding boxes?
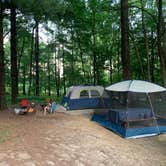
[149,91,166,127]
[90,90,100,98]
[109,91,158,129]
[109,91,128,109]
[80,90,89,98]
[126,92,157,129]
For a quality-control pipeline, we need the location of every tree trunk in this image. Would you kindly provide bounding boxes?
[71,28,75,85]
[55,47,60,97]
[141,0,151,81]
[18,37,25,78]
[89,58,93,84]
[150,30,155,82]
[0,3,6,110]
[121,0,131,80]
[62,45,66,95]
[18,37,25,95]
[10,5,18,104]
[117,43,120,81]
[34,20,39,96]
[117,32,121,82]
[92,8,97,85]
[109,49,113,84]
[22,64,26,95]
[47,53,51,96]
[96,50,101,85]
[78,35,86,83]
[57,54,60,97]
[161,31,166,87]
[157,0,166,87]
[130,28,145,79]
[28,27,35,96]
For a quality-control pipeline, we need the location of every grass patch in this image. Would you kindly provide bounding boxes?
[0,129,10,142]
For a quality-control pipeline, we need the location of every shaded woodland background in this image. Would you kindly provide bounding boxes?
[0,0,166,110]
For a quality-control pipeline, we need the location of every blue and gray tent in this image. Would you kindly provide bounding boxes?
[61,85,111,111]
[92,80,166,138]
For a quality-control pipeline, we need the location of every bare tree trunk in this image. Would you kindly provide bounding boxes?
[121,0,131,80]
[22,65,26,95]
[89,58,93,84]
[141,0,151,81]
[78,35,86,83]
[161,31,166,86]
[130,30,145,79]
[17,37,25,76]
[18,37,25,95]
[55,47,60,97]
[150,30,155,82]
[71,28,75,85]
[96,53,100,84]
[57,53,60,97]
[92,8,97,85]
[34,20,39,96]
[54,47,58,94]
[109,49,113,84]
[28,27,35,95]
[10,5,18,104]
[117,32,121,82]
[0,3,6,110]
[47,53,51,96]
[157,0,166,87]
[117,43,120,81]
[62,45,66,95]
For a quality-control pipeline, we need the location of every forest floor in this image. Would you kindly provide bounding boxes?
[0,108,166,166]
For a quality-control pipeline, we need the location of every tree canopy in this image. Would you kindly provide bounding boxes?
[0,0,166,108]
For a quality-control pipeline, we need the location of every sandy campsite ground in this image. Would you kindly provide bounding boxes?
[0,108,166,166]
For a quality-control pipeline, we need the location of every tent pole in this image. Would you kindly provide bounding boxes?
[147,93,160,134]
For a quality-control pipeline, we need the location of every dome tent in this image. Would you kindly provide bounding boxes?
[92,80,166,138]
[61,85,111,111]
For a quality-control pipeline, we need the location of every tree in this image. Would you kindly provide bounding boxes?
[0,2,6,110]
[34,19,39,96]
[10,3,18,104]
[28,26,35,95]
[121,0,131,80]
[157,0,166,87]
[1,0,166,105]
[141,0,151,81]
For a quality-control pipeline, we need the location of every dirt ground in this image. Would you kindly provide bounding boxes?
[0,108,166,166]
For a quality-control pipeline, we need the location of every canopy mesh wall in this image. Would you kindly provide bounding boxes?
[92,90,166,138]
[109,91,158,129]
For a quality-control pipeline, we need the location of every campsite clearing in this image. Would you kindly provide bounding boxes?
[0,110,165,166]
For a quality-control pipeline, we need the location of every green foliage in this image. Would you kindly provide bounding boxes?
[16,95,58,104]
[2,0,166,107]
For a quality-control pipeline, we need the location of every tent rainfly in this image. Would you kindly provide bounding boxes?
[61,85,111,110]
[92,80,166,138]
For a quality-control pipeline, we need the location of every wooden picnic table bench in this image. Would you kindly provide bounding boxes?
[120,117,157,128]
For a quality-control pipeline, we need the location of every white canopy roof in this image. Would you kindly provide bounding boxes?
[106,80,166,93]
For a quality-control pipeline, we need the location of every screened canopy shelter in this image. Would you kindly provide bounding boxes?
[92,80,166,138]
[61,85,111,110]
